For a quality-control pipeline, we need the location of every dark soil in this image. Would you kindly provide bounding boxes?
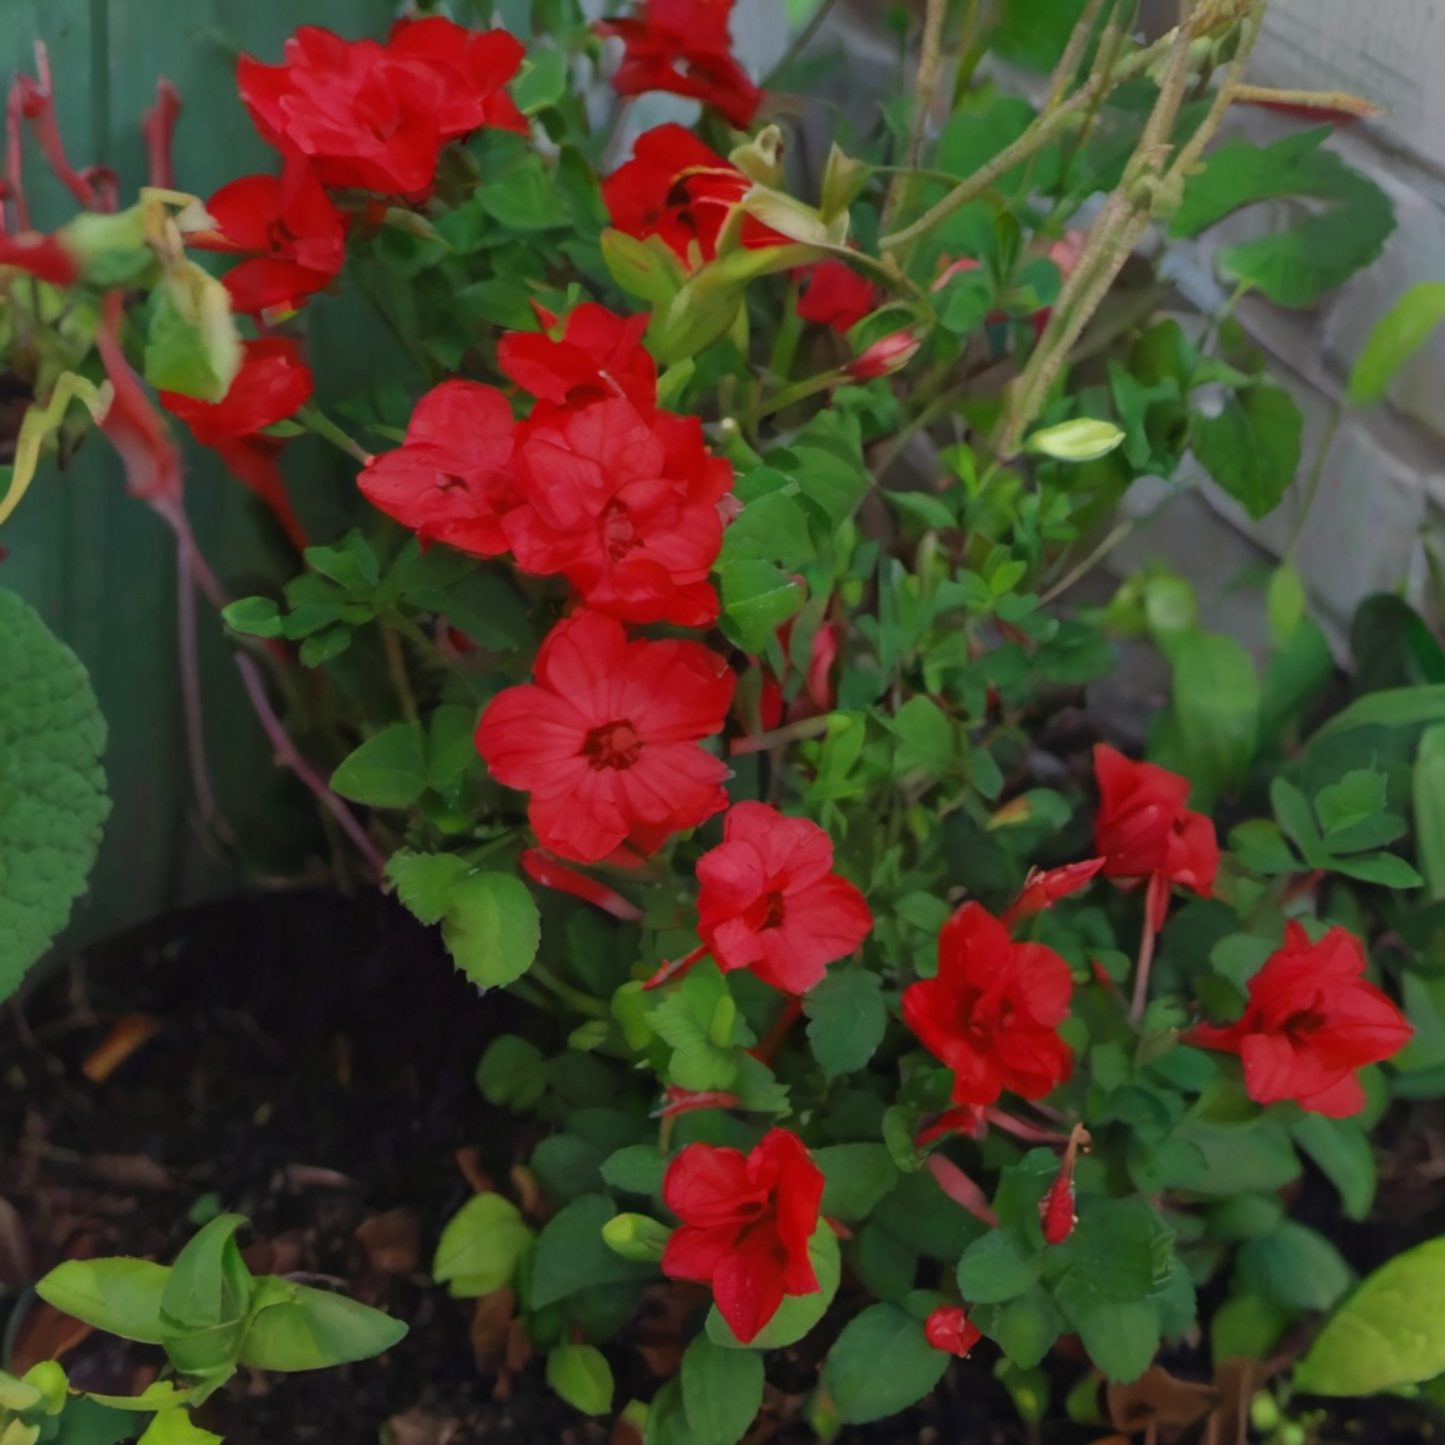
[3,890,1441,1444]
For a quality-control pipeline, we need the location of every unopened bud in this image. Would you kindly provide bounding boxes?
[1024,418,1125,463]
[845,329,922,380]
[602,1212,673,1263]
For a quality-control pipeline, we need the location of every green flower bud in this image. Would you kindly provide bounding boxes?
[601,1213,673,1263]
[1024,418,1125,463]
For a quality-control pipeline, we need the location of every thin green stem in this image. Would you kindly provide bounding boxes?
[764,0,842,86]
[882,0,951,237]
[296,404,371,466]
[530,963,608,1019]
[382,625,418,722]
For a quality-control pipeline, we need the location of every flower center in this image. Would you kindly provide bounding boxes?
[1281,1006,1330,1039]
[581,719,643,772]
[601,499,638,561]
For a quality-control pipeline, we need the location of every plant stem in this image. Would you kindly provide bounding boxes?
[1129,872,1172,1024]
[530,963,608,1019]
[296,404,371,466]
[882,0,951,237]
[1044,0,1111,114]
[764,0,842,86]
[381,624,418,722]
[729,714,832,757]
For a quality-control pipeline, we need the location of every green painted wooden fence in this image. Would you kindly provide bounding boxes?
[2,0,393,954]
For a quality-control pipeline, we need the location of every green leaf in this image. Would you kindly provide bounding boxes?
[1055,1197,1166,1301]
[386,850,471,927]
[816,1144,899,1222]
[330,723,428,809]
[1315,767,1388,835]
[136,1412,223,1445]
[0,587,110,999]
[50,1397,139,1445]
[717,560,805,653]
[1168,631,1261,799]
[530,1195,656,1309]
[475,1034,547,1111]
[1173,129,1394,307]
[821,1303,949,1424]
[1239,1222,1353,1312]
[442,872,542,990]
[161,1214,250,1330]
[1192,385,1303,520]
[803,970,887,1078]
[601,1144,666,1197]
[976,1285,1063,1370]
[1415,725,1445,900]
[1295,1236,1445,1395]
[886,696,957,775]
[220,597,283,639]
[989,0,1089,70]
[36,1258,171,1343]
[237,1276,406,1371]
[646,962,742,1091]
[705,1221,840,1349]
[143,261,242,402]
[546,1344,613,1416]
[1313,685,1445,739]
[680,1333,765,1445]
[1292,1115,1377,1222]
[432,1193,533,1298]
[957,1227,1043,1304]
[1053,1284,1159,1384]
[513,47,569,114]
[722,490,816,570]
[1349,282,1445,406]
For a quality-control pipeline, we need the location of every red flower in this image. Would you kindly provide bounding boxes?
[694,802,872,994]
[661,1129,823,1344]
[597,0,762,130]
[504,397,731,627]
[519,848,644,922]
[237,22,524,198]
[358,381,517,557]
[903,902,1074,1106]
[602,124,782,266]
[1189,923,1412,1118]
[796,260,878,334]
[497,303,657,412]
[474,610,735,863]
[193,159,348,315]
[925,1306,982,1358]
[1093,744,1219,898]
[1001,859,1106,928]
[159,337,315,550]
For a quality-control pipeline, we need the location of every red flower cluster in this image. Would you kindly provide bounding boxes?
[360,304,734,628]
[238,20,525,198]
[1190,923,1412,1117]
[694,803,872,994]
[603,124,783,267]
[597,0,762,129]
[903,902,1074,1106]
[159,337,314,549]
[475,610,734,863]
[661,1129,823,1344]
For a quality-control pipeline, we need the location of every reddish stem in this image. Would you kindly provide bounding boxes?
[642,942,708,992]
[749,995,803,1067]
[1128,870,1172,1025]
[142,79,181,190]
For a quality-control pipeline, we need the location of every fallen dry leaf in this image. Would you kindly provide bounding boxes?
[81,1014,161,1083]
[356,1207,421,1274]
[1108,1366,1217,1433]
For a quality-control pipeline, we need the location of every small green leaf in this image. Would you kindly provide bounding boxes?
[1239,1222,1353,1312]
[957,1228,1043,1304]
[647,962,743,1091]
[433,1193,532,1298]
[386,850,471,927]
[35,1259,171,1344]
[137,1411,224,1445]
[1168,630,1260,800]
[680,1333,765,1445]
[815,1144,899,1222]
[530,1195,656,1309]
[443,872,542,990]
[821,1303,949,1424]
[803,970,887,1077]
[330,723,428,809]
[1053,1284,1159,1383]
[475,1035,548,1111]
[547,1343,613,1416]
[1192,386,1303,520]
[705,1221,840,1349]
[1349,282,1445,406]
[1295,1236,1445,1395]
[718,560,806,653]
[1415,725,1445,900]
[220,597,283,639]
[601,1144,666,1197]
[161,1214,250,1330]
[144,260,242,403]
[1292,1115,1377,1222]
[237,1276,406,1371]
[513,47,569,114]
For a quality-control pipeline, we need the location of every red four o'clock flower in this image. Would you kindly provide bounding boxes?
[903,902,1074,1106]
[237,21,524,198]
[925,1306,983,1358]
[358,381,518,558]
[694,802,872,994]
[796,260,879,334]
[602,124,783,267]
[498,303,658,412]
[192,157,348,316]
[661,1129,823,1344]
[1094,744,1219,902]
[475,610,735,863]
[505,397,731,627]
[1189,923,1412,1118]
[597,0,762,130]
[158,336,314,549]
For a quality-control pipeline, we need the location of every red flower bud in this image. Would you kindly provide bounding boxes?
[925,1305,982,1358]
[844,329,922,381]
[1039,1124,1090,1246]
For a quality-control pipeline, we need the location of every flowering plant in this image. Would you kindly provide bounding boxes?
[9,1,1445,1442]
